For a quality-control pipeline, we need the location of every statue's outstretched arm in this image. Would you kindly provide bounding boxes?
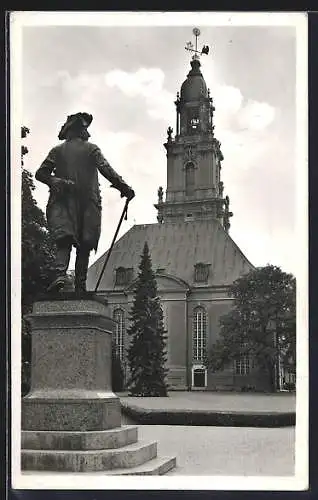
[91,145,135,200]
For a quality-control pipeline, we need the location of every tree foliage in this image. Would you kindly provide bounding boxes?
[208,265,296,392]
[127,242,169,396]
[22,168,56,307]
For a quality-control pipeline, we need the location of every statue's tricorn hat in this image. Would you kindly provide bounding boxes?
[58,112,93,140]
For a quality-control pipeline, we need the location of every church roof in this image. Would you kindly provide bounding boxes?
[87,219,254,291]
[180,58,208,101]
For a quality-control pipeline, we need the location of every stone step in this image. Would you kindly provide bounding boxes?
[21,440,158,472]
[102,456,177,476]
[21,455,177,476]
[22,425,138,451]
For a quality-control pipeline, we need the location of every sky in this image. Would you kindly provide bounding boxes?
[11,13,309,490]
[15,12,307,276]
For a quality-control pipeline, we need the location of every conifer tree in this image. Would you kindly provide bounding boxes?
[127,242,169,396]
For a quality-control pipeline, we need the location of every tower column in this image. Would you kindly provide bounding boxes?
[175,93,180,136]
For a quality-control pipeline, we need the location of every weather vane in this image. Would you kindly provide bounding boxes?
[185,27,210,60]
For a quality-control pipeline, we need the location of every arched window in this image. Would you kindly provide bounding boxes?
[193,307,207,362]
[113,308,125,361]
[187,107,200,134]
[185,162,195,196]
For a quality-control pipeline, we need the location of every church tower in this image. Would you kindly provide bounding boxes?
[155,28,233,231]
[87,28,260,392]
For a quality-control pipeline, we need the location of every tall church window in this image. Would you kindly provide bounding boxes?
[185,162,195,196]
[113,308,125,361]
[193,306,207,362]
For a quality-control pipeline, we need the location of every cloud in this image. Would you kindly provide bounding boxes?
[213,83,276,132]
[39,67,176,125]
[105,68,175,122]
[93,130,145,184]
[96,130,143,153]
[104,67,276,133]
[105,68,165,98]
[50,67,276,136]
[238,100,276,131]
[214,85,243,116]
[56,71,107,114]
[210,82,277,178]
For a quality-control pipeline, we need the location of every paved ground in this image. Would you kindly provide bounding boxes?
[18,394,296,483]
[20,425,295,479]
[119,391,296,413]
[137,425,295,476]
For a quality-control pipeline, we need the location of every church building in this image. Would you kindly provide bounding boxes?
[87,32,272,392]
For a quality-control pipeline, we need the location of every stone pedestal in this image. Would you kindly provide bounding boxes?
[22,295,121,432]
[21,294,176,475]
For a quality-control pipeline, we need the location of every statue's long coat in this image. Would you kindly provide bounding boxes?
[35,138,127,251]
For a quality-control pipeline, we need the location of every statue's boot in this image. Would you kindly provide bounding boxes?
[47,237,72,292]
[74,244,90,292]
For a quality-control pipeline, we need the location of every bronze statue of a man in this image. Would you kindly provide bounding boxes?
[35,112,135,293]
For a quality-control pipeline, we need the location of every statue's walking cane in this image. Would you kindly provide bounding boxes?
[94,197,130,293]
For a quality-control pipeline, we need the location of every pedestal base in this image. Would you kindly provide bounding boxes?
[22,425,139,450]
[22,296,120,432]
[22,393,121,431]
[21,295,176,474]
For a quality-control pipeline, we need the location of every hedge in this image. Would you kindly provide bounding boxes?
[121,403,295,427]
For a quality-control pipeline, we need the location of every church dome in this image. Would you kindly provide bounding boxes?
[180,58,208,101]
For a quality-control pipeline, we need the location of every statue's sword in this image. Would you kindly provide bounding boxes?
[94,197,130,293]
